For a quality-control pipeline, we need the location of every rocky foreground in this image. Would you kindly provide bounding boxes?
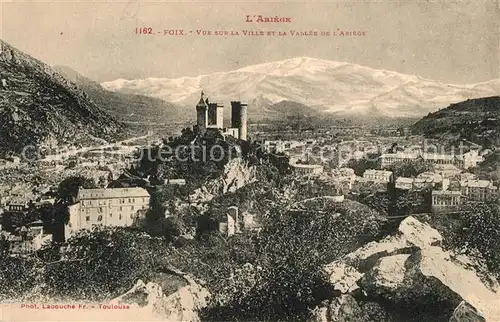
[317,216,496,322]
[109,216,499,321]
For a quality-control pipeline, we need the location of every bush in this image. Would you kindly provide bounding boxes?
[42,226,167,300]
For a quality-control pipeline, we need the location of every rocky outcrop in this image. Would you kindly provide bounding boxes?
[319,216,498,322]
[189,158,257,205]
[0,40,125,156]
[111,273,210,321]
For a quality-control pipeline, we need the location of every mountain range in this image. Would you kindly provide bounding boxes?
[101,57,500,119]
[0,39,125,157]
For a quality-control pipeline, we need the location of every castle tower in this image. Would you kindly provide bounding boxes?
[196,91,208,136]
[207,102,224,129]
[216,103,224,128]
[231,101,248,141]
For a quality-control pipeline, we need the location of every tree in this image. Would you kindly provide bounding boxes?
[57,176,96,204]
[388,160,434,178]
[444,202,500,275]
[0,234,9,259]
[346,153,381,176]
[42,226,167,300]
[203,200,386,321]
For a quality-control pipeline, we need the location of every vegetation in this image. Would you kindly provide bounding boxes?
[411,96,500,148]
[386,160,434,178]
[41,226,168,301]
[346,152,381,176]
[434,202,500,277]
[196,199,386,321]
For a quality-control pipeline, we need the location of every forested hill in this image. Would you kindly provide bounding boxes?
[411,96,500,148]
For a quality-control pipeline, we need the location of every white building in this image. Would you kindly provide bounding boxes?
[460,180,498,202]
[65,187,150,239]
[395,177,414,190]
[290,163,324,176]
[381,150,484,169]
[432,190,462,211]
[363,170,393,183]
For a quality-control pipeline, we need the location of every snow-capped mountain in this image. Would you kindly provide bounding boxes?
[101,57,500,118]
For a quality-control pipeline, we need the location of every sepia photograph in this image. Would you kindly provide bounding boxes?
[0,0,499,321]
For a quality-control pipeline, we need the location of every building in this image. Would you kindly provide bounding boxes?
[6,199,30,213]
[65,187,150,239]
[380,150,484,169]
[165,179,187,186]
[363,170,393,183]
[431,190,462,212]
[290,163,324,176]
[218,206,262,236]
[380,152,420,168]
[395,177,414,190]
[231,101,248,141]
[195,91,248,141]
[460,180,498,202]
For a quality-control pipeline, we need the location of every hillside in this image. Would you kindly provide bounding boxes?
[411,96,500,147]
[102,57,500,119]
[0,40,125,157]
[53,65,191,124]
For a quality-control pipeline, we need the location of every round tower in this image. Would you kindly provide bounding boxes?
[230,101,248,141]
[239,103,248,141]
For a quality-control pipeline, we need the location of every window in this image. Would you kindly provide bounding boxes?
[99,207,103,213]
[109,213,112,217]
[85,216,90,221]
[120,206,123,211]
[131,206,135,211]
[119,214,122,220]
[97,215,103,221]
[128,198,132,203]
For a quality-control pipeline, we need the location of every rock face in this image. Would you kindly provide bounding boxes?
[111,274,210,321]
[189,158,257,205]
[0,40,125,156]
[319,216,498,322]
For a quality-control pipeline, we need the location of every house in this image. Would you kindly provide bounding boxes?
[460,180,498,202]
[218,206,262,236]
[6,199,30,213]
[395,177,414,190]
[165,179,187,186]
[65,187,151,239]
[363,170,393,183]
[290,163,324,176]
[431,190,462,212]
[380,150,484,169]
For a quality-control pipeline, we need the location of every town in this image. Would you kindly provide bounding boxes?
[1,90,497,257]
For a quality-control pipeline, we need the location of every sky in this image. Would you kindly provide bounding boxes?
[1,0,499,84]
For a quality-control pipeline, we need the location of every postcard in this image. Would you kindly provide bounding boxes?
[0,0,499,321]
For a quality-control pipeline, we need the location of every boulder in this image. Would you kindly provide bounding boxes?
[323,216,497,321]
[111,276,211,321]
[449,301,486,322]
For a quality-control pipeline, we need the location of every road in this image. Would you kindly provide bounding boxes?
[40,132,154,161]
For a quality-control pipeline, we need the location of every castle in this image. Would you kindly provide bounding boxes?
[195,91,248,140]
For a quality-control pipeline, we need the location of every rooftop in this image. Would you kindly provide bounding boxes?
[364,169,393,175]
[290,163,323,169]
[460,180,496,189]
[77,187,150,200]
[432,190,461,196]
